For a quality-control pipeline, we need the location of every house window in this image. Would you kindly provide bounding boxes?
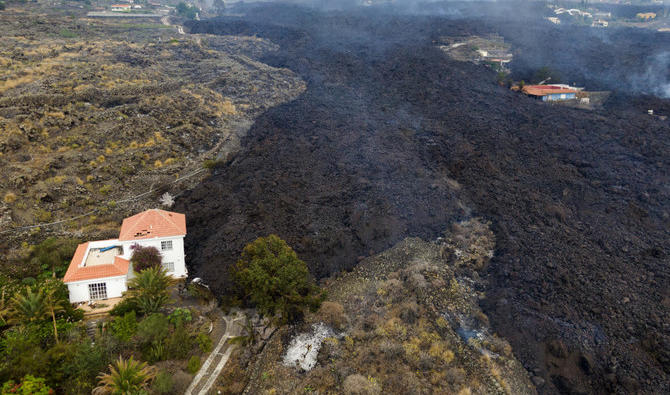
[163,261,175,273]
[161,240,173,251]
[88,283,107,301]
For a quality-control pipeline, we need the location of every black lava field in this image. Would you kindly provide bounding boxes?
[176,2,669,393]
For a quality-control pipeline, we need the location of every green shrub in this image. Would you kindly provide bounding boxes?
[109,298,139,317]
[1,375,53,395]
[196,333,213,353]
[20,277,36,286]
[22,237,79,280]
[151,370,174,394]
[136,313,169,345]
[147,341,166,363]
[187,355,201,374]
[63,340,115,395]
[187,282,214,303]
[167,308,192,327]
[109,311,137,342]
[165,324,193,359]
[0,326,48,380]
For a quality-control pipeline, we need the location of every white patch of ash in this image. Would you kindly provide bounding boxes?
[282,323,335,371]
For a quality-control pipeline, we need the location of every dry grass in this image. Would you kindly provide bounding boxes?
[3,192,17,204]
[238,237,533,394]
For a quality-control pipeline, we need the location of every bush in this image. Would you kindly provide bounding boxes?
[186,282,214,303]
[109,311,137,342]
[1,375,53,395]
[0,327,48,381]
[167,308,192,327]
[130,245,162,272]
[21,237,79,280]
[151,370,173,394]
[109,298,139,317]
[187,355,201,374]
[136,313,169,345]
[196,333,213,353]
[63,340,116,395]
[166,324,193,359]
[147,341,166,363]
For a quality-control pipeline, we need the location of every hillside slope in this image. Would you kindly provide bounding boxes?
[178,4,669,393]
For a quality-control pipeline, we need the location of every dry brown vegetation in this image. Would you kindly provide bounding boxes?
[216,219,535,394]
[0,4,305,265]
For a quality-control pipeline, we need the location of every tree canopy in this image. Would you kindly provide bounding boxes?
[233,235,324,324]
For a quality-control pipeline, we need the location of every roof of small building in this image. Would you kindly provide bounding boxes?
[111,4,132,7]
[63,243,130,283]
[118,209,186,241]
[523,85,578,97]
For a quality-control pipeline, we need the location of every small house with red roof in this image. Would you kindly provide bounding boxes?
[63,209,187,303]
[522,85,578,102]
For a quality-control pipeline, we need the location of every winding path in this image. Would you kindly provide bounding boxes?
[184,313,244,395]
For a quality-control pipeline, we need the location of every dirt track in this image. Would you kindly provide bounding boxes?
[177,3,669,393]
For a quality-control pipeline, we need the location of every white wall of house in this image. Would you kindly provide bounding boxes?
[120,235,187,278]
[66,275,128,303]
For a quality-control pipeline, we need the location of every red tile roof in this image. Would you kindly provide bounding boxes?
[523,85,578,96]
[118,209,186,241]
[63,243,130,283]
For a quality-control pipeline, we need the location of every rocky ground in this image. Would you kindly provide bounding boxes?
[216,219,536,395]
[0,3,304,266]
[178,3,669,393]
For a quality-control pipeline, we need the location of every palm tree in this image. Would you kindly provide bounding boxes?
[9,286,48,324]
[127,267,175,314]
[8,284,66,343]
[93,356,156,395]
[43,285,66,343]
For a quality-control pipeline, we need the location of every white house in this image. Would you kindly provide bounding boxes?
[63,209,188,303]
[110,4,132,12]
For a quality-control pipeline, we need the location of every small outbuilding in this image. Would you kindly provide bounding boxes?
[522,85,578,102]
[111,4,132,12]
[63,209,188,303]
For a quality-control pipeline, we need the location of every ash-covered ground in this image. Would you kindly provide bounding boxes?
[176,2,669,393]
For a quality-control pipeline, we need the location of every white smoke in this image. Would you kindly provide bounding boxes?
[633,51,670,98]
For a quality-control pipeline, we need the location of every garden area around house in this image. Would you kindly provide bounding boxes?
[0,237,221,394]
